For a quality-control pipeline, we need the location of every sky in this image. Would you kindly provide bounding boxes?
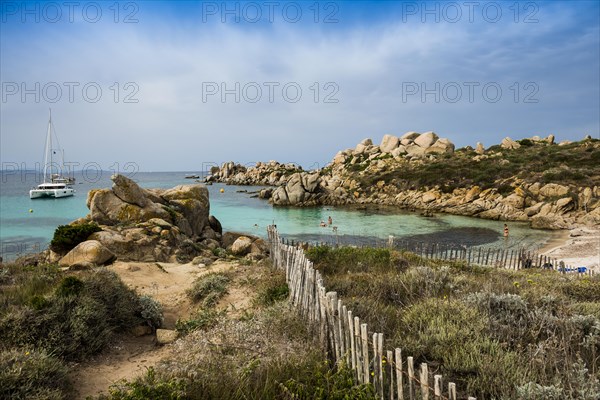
[1,0,599,172]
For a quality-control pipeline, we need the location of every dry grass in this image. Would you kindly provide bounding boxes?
[306,246,600,399]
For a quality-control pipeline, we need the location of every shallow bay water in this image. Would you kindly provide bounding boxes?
[0,171,555,260]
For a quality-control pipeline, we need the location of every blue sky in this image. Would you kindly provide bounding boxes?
[1,0,599,171]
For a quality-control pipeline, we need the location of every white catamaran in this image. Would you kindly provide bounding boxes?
[29,110,76,199]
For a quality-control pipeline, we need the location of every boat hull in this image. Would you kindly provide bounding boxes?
[30,188,76,199]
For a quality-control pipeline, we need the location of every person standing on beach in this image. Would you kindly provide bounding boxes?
[503,224,509,238]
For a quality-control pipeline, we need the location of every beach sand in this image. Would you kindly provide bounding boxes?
[541,227,600,272]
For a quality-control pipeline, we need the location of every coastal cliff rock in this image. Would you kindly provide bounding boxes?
[380,134,400,153]
[206,160,303,186]
[111,174,147,207]
[271,172,322,206]
[501,137,521,150]
[204,133,600,229]
[414,131,439,148]
[74,174,224,263]
[88,189,170,225]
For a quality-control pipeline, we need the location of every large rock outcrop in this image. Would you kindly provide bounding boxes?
[206,161,302,186]
[77,174,221,263]
[271,172,322,206]
[199,133,600,230]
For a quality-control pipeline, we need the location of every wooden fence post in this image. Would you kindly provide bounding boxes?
[434,375,442,399]
[338,300,346,363]
[354,317,363,383]
[348,310,356,374]
[378,334,384,398]
[361,323,370,384]
[388,350,394,400]
[420,363,429,400]
[407,356,415,400]
[448,383,456,400]
[395,348,404,400]
[373,333,380,398]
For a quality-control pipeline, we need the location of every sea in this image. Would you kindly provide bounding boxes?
[0,170,556,261]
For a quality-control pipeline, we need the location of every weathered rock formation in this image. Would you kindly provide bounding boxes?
[204,132,600,230]
[206,161,303,186]
[271,172,322,206]
[64,174,224,264]
[58,240,116,269]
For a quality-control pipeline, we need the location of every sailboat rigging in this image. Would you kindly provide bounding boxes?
[29,109,76,199]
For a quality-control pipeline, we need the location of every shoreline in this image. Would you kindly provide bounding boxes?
[540,227,600,272]
[538,229,571,254]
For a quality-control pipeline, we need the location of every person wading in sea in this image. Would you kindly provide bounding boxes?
[503,224,509,238]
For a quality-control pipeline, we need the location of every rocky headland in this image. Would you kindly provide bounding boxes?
[24,174,266,269]
[207,132,600,230]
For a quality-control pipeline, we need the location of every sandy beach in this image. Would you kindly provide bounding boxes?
[541,227,600,272]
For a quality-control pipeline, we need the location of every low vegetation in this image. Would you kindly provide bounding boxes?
[50,222,102,254]
[102,302,376,400]
[100,262,375,400]
[306,246,600,399]
[254,269,290,306]
[0,264,162,399]
[186,272,231,307]
[5,242,598,399]
[355,139,600,192]
[0,348,70,400]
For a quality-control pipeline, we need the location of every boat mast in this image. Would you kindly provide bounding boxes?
[42,108,52,183]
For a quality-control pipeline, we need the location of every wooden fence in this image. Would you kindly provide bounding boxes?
[276,235,593,276]
[267,225,476,400]
[386,236,594,276]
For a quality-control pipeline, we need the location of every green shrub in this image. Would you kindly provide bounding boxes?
[517,138,534,146]
[255,270,289,306]
[0,295,111,360]
[29,295,51,310]
[50,222,101,254]
[280,362,377,399]
[542,169,588,183]
[84,270,144,330]
[497,183,513,195]
[306,246,391,275]
[397,297,527,398]
[0,264,61,312]
[101,368,186,400]
[175,308,225,334]
[138,295,163,329]
[516,360,600,400]
[562,278,600,302]
[186,273,231,307]
[573,302,600,319]
[212,247,227,258]
[516,382,564,399]
[0,348,70,400]
[55,276,84,297]
[0,270,148,361]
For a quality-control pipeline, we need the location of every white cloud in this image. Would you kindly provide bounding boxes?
[1,2,598,170]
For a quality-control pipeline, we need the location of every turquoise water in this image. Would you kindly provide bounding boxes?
[0,171,553,260]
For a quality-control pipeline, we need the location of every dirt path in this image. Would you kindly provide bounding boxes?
[71,260,241,399]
